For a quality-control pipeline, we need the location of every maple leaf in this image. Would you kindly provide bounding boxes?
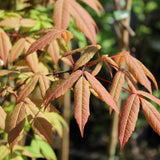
[69,0,97,44]
[140,98,160,136]
[25,52,40,73]
[74,76,90,137]
[8,102,26,153]
[91,61,103,76]
[53,0,70,29]
[73,45,100,71]
[26,29,62,56]
[110,71,125,103]
[26,98,54,147]
[137,90,160,105]
[0,29,12,66]
[17,74,39,103]
[44,70,82,108]
[9,38,26,64]
[0,106,7,131]
[80,0,104,15]
[47,40,59,65]
[38,74,51,98]
[84,71,119,114]
[119,94,140,152]
[125,54,152,93]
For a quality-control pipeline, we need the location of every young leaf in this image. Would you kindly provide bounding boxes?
[26,29,62,56]
[0,145,10,160]
[9,38,26,64]
[80,0,104,15]
[38,74,50,98]
[0,106,7,131]
[53,0,70,30]
[44,70,82,108]
[0,29,12,66]
[73,45,99,71]
[25,51,40,73]
[63,44,100,57]
[8,102,26,153]
[70,0,97,44]
[74,76,90,137]
[137,60,158,91]
[47,40,59,65]
[84,71,119,114]
[137,90,160,105]
[110,71,125,103]
[26,98,54,147]
[17,75,39,103]
[0,18,20,28]
[125,54,152,93]
[91,61,103,76]
[119,94,140,152]
[140,98,160,136]
[20,19,36,27]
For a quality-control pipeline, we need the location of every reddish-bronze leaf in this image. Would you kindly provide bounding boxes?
[140,98,160,136]
[63,44,100,57]
[110,71,125,102]
[44,70,82,108]
[0,70,13,76]
[20,19,36,27]
[17,75,39,103]
[25,51,40,73]
[47,40,59,65]
[0,106,7,131]
[62,30,73,44]
[0,29,12,66]
[119,94,140,152]
[91,61,103,76]
[73,45,99,71]
[84,71,119,114]
[38,74,50,98]
[8,102,26,153]
[80,0,104,15]
[125,75,137,93]
[0,18,20,28]
[137,60,158,91]
[125,54,152,93]
[137,90,160,105]
[69,0,97,44]
[26,98,54,147]
[74,76,90,137]
[53,0,70,29]
[9,38,26,64]
[114,52,129,66]
[26,29,62,56]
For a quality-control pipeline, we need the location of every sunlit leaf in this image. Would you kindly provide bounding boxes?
[53,0,70,30]
[70,0,97,44]
[63,44,101,57]
[110,71,125,102]
[20,19,36,27]
[0,18,20,28]
[138,60,158,91]
[73,45,99,71]
[17,75,39,103]
[91,61,103,76]
[74,76,90,137]
[38,74,50,98]
[0,145,10,160]
[44,70,82,108]
[0,106,7,131]
[0,29,12,66]
[141,98,160,136]
[137,90,160,105]
[9,38,26,64]
[125,54,152,93]
[26,29,62,56]
[80,0,104,15]
[8,102,26,152]
[26,98,54,147]
[47,40,59,65]
[84,71,119,114]
[119,94,140,152]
